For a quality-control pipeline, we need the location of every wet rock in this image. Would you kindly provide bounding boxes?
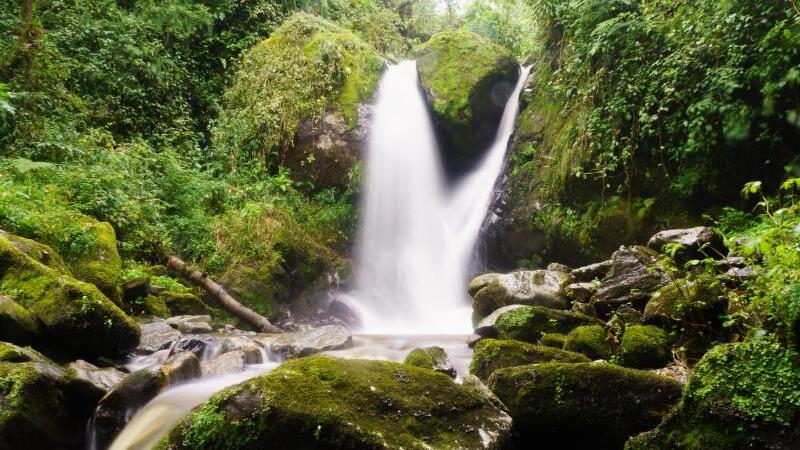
[488,362,682,448]
[404,346,456,378]
[69,359,125,395]
[470,339,589,381]
[474,304,527,337]
[269,324,353,358]
[469,270,569,318]
[219,336,263,364]
[166,314,211,328]
[565,282,595,302]
[647,226,727,261]
[170,334,222,359]
[594,246,670,308]
[494,305,602,343]
[136,320,181,354]
[327,298,362,328]
[571,260,612,282]
[467,333,484,348]
[163,356,512,449]
[0,294,40,345]
[201,350,248,376]
[122,277,150,305]
[178,321,213,334]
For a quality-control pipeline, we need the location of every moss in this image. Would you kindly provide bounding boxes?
[564,325,615,360]
[470,339,589,381]
[488,362,682,448]
[495,305,601,343]
[619,325,671,369]
[160,292,213,316]
[625,334,800,449]
[160,356,510,450]
[0,295,41,345]
[69,219,122,304]
[0,234,139,359]
[141,294,171,318]
[0,231,71,275]
[539,333,567,349]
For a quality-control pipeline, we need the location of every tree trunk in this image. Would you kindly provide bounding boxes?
[164,255,282,333]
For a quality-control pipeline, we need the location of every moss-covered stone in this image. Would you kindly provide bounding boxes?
[69,219,123,304]
[619,325,671,369]
[142,294,171,317]
[625,335,800,449]
[0,230,71,275]
[495,305,601,343]
[0,234,139,359]
[159,356,512,449]
[539,333,567,348]
[488,362,682,447]
[470,339,589,381]
[161,291,213,316]
[415,30,519,174]
[403,346,456,377]
[0,295,40,345]
[564,325,615,360]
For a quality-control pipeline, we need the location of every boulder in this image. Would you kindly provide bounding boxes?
[469,270,569,318]
[404,346,456,378]
[571,259,612,282]
[606,304,645,336]
[470,339,589,381]
[160,291,213,316]
[565,282,594,302]
[618,325,671,369]
[0,233,139,359]
[170,334,223,359]
[546,262,571,273]
[219,336,264,364]
[166,315,211,328]
[647,226,727,261]
[269,324,352,358]
[93,351,200,448]
[0,230,71,274]
[564,325,615,360]
[538,333,567,349]
[0,294,40,345]
[594,246,670,308]
[68,359,125,396]
[178,321,213,334]
[136,320,182,354]
[644,279,726,328]
[489,362,682,447]
[122,277,150,305]
[161,356,512,449]
[415,30,519,174]
[626,336,799,449]
[494,305,602,343]
[0,343,98,449]
[474,304,527,337]
[327,298,362,328]
[570,301,597,318]
[141,294,171,317]
[201,350,248,377]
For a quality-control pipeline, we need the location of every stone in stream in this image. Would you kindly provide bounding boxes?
[177,320,213,334]
[162,356,512,449]
[93,351,201,449]
[488,362,682,448]
[69,359,126,395]
[269,324,353,358]
[201,350,249,376]
[493,305,602,343]
[403,346,457,378]
[170,334,223,359]
[136,320,182,354]
[166,314,211,328]
[474,304,527,337]
[470,339,589,381]
[469,270,569,318]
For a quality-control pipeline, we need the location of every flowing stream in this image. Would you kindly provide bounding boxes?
[103,61,530,449]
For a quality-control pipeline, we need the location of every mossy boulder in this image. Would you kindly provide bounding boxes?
[141,294,171,317]
[404,346,456,377]
[619,325,671,369]
[161,291,213,316]
[488,362,682,447]
[215,12,384,189]
[0,295,40,345]
[159,356,512,449]
[539,333,567,349]
[68,219,123,303]
[0,342,98,449]
[470,339,589,381]
[0,234,139,359]
[626,335,800,449]
[0,230,71,275]
[564,325,615,360]
[494,305,601,343]
[469,270,569,319]
[415,31,518,174]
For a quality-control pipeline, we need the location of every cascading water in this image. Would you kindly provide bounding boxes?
[351,61,532,334]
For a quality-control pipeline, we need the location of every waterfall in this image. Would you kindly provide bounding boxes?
[352,61,532,334]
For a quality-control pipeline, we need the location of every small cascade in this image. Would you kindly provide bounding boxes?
[352,61,532,334]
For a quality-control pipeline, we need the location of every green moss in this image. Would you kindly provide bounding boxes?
[160,292,213,316]
[539,333,567,349]
[495,305,601,343]
[0,295,40,345]
[619,325,671,369]
[470,339,589,381]
[564,325,615,360]
[141,294,171,318]
[160,356,510,449]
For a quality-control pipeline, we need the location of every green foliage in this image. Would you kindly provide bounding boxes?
[461,0,539,58]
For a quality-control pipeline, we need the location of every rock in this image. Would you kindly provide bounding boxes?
[489,362,682,447]
[474,304,527,337]
[467,333,483,348]
[93,351,201,448]
[166,314,211,328]
[626,336,799,450]
[201,350,248,376]
[647,226,727,261]
[136,320,182,354]
[219,336,264,364]
[415,30,519,174]
[178,321,213,334]
[606,304,645,336]
[404,346,456,378]
[141,294,171,317]
[0,343,97,449]
[570,301,597,318]
[469,270,569,318]
[714,256,746,271]
[565,282,595,302]
[571,259,612,282]
[538,333,567,349]
[0,230,71,274]
[68,359,125,395]
[618,325,671,369]
[595,246,671,308]
[0,294,40,345]
[149,284,167,295]
[327,298,362,328]
[564,325,615,360]
[644,279,726,327]
[160,291,213,316]
[0,233,140,359]
[162,356,512,449]
[170,334,223,359]
[462,374,508,412]
[724,266,756,280]
[546,262,571,273]
[122,277,150,305]
[269,324,352,358]
[470,339,589,381]
[494,305,602,343]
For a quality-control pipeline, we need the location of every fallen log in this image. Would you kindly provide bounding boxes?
[165,255,282,333]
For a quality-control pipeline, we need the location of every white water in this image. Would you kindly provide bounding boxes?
[352,61,531,334]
